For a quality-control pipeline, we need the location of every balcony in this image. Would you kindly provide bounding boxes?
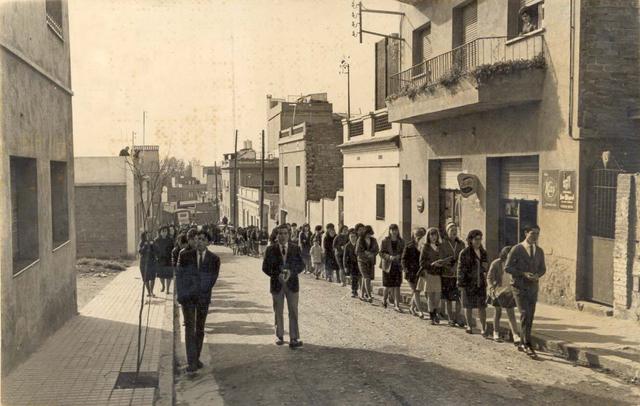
[387,35,546,124]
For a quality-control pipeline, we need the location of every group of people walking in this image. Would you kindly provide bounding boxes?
[262,220,546,359]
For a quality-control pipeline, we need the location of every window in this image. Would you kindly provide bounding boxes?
[412,23,432,66]
[295,166,301,187]
[376,184,385,220]
[508,0,544,40]
[284,166,289,186]
[11,157,39,273]
[51,161,69,248]
[46,0,63,39]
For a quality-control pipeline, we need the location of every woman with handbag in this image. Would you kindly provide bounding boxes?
[419,227,446,324]
[380,224,405,312]
[487,246,521,344]
[457,229,489,336]
[356,225,379,303]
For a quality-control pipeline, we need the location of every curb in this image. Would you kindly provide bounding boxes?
[375,288,640,382]
[156,292,177,406]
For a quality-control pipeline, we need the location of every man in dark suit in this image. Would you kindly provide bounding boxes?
[176,229,221,372]
[505,224,546,358]
[262,224,305,348]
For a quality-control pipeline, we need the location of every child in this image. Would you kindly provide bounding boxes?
[310,238,324,280]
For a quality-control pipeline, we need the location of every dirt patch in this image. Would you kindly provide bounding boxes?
[76,258,132,310]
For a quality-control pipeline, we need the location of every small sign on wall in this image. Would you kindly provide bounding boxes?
[559,170,577,211]
[542,170,559,209]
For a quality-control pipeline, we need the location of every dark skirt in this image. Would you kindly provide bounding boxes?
[461,285,487,309]
[382,262,403,287]
[157,265,174,279]
[405,270,420,285]
[139,261,157,282]
[441,277,460,301]
[359,261,375,280]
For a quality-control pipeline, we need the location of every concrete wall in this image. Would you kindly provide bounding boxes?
[279,136,307,225]
[307,197,340,230]
[0,0,76,375]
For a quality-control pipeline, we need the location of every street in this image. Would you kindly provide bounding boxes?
[175,246,640,406]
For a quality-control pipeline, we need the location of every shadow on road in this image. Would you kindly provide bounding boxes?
[204,320,273,336]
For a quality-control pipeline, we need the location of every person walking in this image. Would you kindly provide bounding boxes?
[488,246,520,344]
[290,223,300,245]
[457,229,489,336]
[155,226,175,294]
[343,228,360,298]
[175,230,221,372]
[312,225,324,248]
[323,224,339,282]
[310,238,324,280]
[402,227,426,318]
[356,225,379,303]
[333,225,350,287]
[299,224,313,274]
[262,225,305,348]
[172,233,189,268]
[419,227,445,324]
[440,222,465,327]
[380,224,405,312]
[139,231,158,298]
[505,225,546,358]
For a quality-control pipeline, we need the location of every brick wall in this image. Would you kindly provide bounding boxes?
[306,122,344,201]
[579,0,640,149]
[75,185,128,258]
[613,174,640,320]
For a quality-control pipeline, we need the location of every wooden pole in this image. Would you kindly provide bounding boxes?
[214,161,220,221]
[259,130,265,229]
[233,130,238,226]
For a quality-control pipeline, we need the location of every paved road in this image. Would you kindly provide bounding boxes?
[175,246,640,406]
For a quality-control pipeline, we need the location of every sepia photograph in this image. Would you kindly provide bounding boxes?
[1,0,640,404]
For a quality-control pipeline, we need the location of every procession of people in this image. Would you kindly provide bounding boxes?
[140,217,546,374]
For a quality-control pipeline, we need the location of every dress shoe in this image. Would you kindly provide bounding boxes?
[289,339,303,348]
[196,360,204,369]
[185,365,198,373]
[275,337,285,346]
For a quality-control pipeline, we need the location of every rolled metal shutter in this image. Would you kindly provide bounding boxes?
[440,160,463,190]
[501,156,539,200]
[462,1,478,44]
[422,28,432,61]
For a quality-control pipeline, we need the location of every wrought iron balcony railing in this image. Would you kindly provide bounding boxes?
[389,35,544,95]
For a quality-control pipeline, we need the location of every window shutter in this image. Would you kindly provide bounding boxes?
[422,28,432,61]
[440,160,463,190]
[461,1,478,44]
[500,156,539,200]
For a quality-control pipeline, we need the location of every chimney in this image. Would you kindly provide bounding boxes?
[243,140,253,150]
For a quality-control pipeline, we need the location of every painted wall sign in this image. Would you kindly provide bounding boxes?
[559,170,576,211]
[541,170,559,209]
[457,173,479,198]
[416,196,425,213]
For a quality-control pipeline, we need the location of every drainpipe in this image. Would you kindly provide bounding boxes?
[569,0,576,139]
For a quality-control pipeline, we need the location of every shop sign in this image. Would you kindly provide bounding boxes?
[416,196,425,213]
[541,170,559,209]
[559,170,576,211]
[457,173,479,198]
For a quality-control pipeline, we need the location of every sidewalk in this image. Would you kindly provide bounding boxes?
[1,267,173,406]
[372,280,640,380]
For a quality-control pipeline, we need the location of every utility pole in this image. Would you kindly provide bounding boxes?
[214,161,220,221]
[259,129,265,230]
[233,130,238,227]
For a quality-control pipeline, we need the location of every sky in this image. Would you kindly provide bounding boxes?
[69,0,400,165]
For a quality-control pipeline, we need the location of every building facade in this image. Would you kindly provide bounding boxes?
[220,148,279,226]
[0,0,77,374]
[279,117,344,226]
[369,0,640,308]
[237,186,279,230]
[75,157,141,258]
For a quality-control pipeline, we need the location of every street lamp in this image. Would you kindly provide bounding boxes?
[340,58,351,119]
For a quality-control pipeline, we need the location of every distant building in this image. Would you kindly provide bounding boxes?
[74,157,144,258]
[279,114,344,226]
[237,186,278,230]
[220,141,279,226]
[0,0,77,375]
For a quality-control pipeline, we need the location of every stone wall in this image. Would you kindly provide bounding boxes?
[306,123,344,201]
[613,174,640,320]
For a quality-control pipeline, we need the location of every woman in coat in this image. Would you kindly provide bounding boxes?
[419,227,446,324]
[323,224,338,282]
[380,224,405,312]
[343,228,360,298]
[488,245,520,343]
[402,227,426,318]
[457,229,489,336]
[155,226,175,294]
[139,231,158,298]
[440,222,465,327]
[356,225,379,303]
[298,224,313,274]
